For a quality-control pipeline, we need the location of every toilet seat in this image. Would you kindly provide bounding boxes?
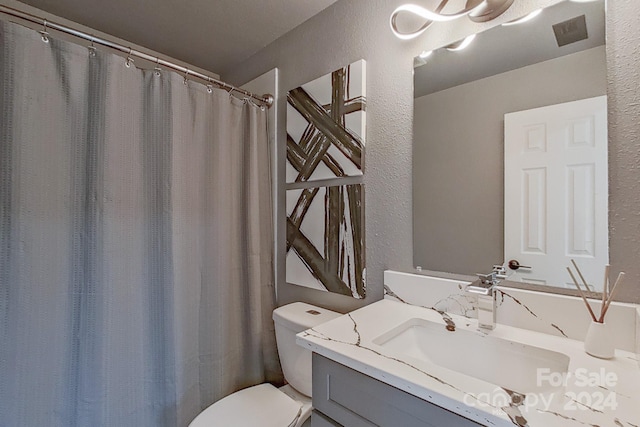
[188,383,303,427]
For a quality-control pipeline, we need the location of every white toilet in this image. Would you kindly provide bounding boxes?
[189,302,340,427]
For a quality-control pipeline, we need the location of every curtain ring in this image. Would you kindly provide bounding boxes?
[154,57,162,76]
[226,84,236,100]
[39,20,50,43]
[88,37,97,57]
[206,77,213,94]
[125,48,134,68]
[184,69,190,86]
[245,97,262,110]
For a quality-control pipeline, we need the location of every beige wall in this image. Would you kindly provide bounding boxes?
[225,0,640,308]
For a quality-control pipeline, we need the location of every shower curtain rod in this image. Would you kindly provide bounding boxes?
[0,4,274,108]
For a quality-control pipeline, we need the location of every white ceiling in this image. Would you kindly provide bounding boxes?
[15,0,339,75]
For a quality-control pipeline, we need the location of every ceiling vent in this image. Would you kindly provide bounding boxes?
[553,15,589,47]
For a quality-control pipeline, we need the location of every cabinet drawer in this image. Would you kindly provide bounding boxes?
[312,353,482,427]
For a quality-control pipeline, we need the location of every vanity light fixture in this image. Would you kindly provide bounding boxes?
[390,0,515,40]
[445,34,476,51]
[502,9,542,26]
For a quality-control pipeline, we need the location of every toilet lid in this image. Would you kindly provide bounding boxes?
[189,383,303,427]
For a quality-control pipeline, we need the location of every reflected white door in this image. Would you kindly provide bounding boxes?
[504,96,608,289]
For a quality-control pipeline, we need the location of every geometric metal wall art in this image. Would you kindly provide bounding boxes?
[286,60,366,183]
[286,183,365,299]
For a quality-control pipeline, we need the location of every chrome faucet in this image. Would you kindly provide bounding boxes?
[466,266,505,330]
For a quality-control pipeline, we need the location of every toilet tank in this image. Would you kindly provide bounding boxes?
[273,302,341,397]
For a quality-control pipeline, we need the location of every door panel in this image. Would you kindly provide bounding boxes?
[504,96,607,289]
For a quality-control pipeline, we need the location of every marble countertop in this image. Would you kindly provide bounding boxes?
[297,299,640,427]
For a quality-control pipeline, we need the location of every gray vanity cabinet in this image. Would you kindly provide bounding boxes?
[311,353,483,427]
[311,410,342,427]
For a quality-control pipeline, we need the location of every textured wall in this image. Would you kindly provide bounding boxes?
[607,0,640,304]
[225,0,640,309]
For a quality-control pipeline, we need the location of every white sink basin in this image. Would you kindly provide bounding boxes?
[373,317,570,394]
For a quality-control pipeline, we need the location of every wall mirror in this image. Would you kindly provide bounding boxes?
[413,0,608,291]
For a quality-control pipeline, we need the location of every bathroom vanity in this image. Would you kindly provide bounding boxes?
[299,298,640,427]
[311,353,481,426]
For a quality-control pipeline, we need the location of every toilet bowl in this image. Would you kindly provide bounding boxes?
[189,302,340,427]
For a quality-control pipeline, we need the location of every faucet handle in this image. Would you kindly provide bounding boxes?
[466,273,496,296]
[477,272,497,286]
[493,265,508,280]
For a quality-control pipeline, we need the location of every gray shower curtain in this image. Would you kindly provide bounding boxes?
[0,20,280,427]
